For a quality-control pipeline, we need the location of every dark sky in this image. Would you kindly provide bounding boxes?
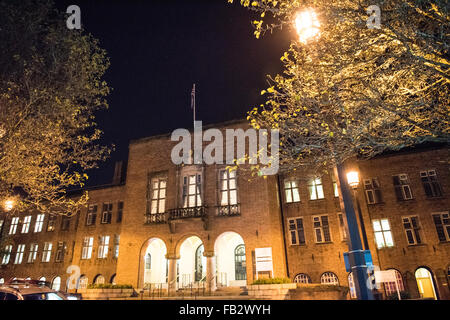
[55,0,293,186]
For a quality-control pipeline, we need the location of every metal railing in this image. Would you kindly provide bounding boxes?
[168,206,206,220]
[216,204,240,217]
[144,212,167,224]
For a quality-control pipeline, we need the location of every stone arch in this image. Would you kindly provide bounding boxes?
[415,266,439,300]
[214,231,246,287]
[137,237,168,288]
[174,233,206,257]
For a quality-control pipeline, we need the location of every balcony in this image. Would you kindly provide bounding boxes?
[168,206,206,220]
[144,212,167,224]
[216,204,240,217]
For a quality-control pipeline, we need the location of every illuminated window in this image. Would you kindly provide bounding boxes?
[308,178,324,200]
[234,244,246,281]
[288,218,306,245]
[14,244,25,264]
[28,243,38,263]
[393,174,413,200]
[81,237,93,259]
[432,212,450,242]
[113,235,120,259]
[1,245,12,265]
[321,272,339,285]
[52,277,61,291]
[21,216,32,234]
[331,173,339,197]
[337,213,348,241]
[220,170,238,205]
[78,275,88,289]
[34,214,45,233]
[0,220,3,235]
[420,170,442,198]
[101,203,113,224]
[94,275,105,285]
[284,180,300,203]
[148,178,167,214]
[364,178,382,204]
[9,217,19,235]
[98,235,110,259]
[183,174,202,208]
[47,215,56,232]
[373,219,394,248]
[42,242,52,262]
[348,273,357,299]
[384,269,404,297]
[294,273,311,284]
[402,216,422,245]
[313,215,331,243]
[86,205,98,226]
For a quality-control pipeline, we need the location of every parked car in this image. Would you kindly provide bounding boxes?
[0,278,77,300]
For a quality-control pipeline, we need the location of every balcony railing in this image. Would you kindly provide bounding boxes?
[144,212,167,224]
[216,204,240,217]
[168,206,206,220]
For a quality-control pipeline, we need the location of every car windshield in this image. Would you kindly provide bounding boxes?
[23,292,64,300]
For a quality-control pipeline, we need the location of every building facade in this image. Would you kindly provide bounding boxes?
[0,120,448,299]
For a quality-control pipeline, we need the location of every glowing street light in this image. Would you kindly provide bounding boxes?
[4,199,15,211]
[294,9,321,44]
[347,171,360,189]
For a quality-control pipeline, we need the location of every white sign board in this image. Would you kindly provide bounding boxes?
[374,270,401,300]
[255,247,273,279]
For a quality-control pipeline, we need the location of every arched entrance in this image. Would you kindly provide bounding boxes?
[214,232,246,287]
[415,267,437,299]
[143,238,167,287]
[179,236,205,287]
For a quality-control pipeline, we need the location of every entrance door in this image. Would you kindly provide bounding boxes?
[235,244,247,280]
[195,244,204,281]
[415,268,437,299]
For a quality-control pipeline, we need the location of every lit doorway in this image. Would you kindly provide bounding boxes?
[214,232,246,287]
[143,238,167,287]
[179,236,205,287]
[415,268,437,300]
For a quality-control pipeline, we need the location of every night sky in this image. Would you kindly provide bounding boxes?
[55,0,293,186]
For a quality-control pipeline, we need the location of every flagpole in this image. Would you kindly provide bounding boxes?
[192,83,196,127]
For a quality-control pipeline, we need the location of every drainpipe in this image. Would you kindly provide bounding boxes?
[276,174,290,278]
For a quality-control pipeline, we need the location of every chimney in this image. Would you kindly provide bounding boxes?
[112,161,126,185]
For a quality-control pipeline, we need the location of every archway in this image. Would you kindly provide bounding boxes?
[415,267,437,299]
[52,276,61,291]
[143,238,167,286]
[179,236,205,287]
[94,274,105,285]
[214,232,246,287]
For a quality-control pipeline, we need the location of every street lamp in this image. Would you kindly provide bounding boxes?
[346,171,360,189]
[4,199,15,212]
[294,9,321,44]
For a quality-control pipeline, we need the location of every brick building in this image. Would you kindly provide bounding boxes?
[0,120,448,299]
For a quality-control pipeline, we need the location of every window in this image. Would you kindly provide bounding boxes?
[145,253,151,270]
[9,217,19,235]
[294,273,311,284]
[288,218,306,245]
[81,237,94,259]
[384,270,405,297]
[313,215,331,243]
[331,174,339,197]
[432,212,450,242]
[55,242,65,262]
[402,216,422,245]
[78,276,88,290]
[98,235,110,259]
[337,213,348,241]
[21,216,32,234]
[393,174,413,200]
[113,235,120,259]
[373,219,394,248]
[421,170,443,198]
[28,244,38,263]
[117,201,124,223]
[321,272,339,285]
[220,170,238,205]
[308,178,324,200]
[101,203,113,224]
[1,245,12,265]
[14,244,25,264]
[42,242,52,262]
[52,277,61,291]
[0,220,3,235]
[94,275,105,285]
[364,178,382,204]
[47,215,56,232]
[34,214,45,233]
[86,205,97,225]
[284,180,300,203]
[61,216,71,231]
[348,273,357,299]
[234,244,246,281]
[183,174,202,207]
[148,178,167,214]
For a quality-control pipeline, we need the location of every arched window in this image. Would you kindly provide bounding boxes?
[294,273,311,284]
[320,272,339,285]
[39,276,46,282]
[195,244,204,282]
[52,276,61,291]
[110,274,116,285]
[384,269,404,297]
[415,267,437,299]
[0,278,4,284]
[145,253,151,270]
[94,274,105,285]
[348,273,357,299]
[78,275,88,289]
[234,244,246,280]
